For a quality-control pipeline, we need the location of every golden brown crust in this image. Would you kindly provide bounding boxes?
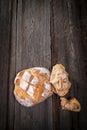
[60,97,81,112]
[14,67,53,106]
[57,89,69,97]
[50,64,71,96]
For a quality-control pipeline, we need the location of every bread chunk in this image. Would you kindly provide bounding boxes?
[50,64,71,96]
[60,97,81,112]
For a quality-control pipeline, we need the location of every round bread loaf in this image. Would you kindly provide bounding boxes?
[14,67,53,107]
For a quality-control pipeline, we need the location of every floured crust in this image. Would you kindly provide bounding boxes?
[14,67,53,107]
[50,64,71,96]
[14,64,81,112]
[60,97,81,112]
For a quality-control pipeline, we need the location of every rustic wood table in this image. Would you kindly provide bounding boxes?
[0,0,87,130]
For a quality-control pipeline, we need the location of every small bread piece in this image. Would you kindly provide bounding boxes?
[60,97,81,112]
[14,67,53,107]
[50,64,71,96]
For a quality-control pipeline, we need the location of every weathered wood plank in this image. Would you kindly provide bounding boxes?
[0,0,12,129]
[76,0,87,130]
[51,0,87,130]
[7,0,17,130]
[8,0,52,130]
[0,0,87,130]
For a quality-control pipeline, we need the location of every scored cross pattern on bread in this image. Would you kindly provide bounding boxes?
[14,67,53,107]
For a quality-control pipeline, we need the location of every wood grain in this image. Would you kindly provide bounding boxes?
[0,0,12,129]
[0,0,87,130]
[51,0,87,130]
[7,0,52,130]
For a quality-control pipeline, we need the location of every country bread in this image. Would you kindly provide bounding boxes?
[14,67,53,107]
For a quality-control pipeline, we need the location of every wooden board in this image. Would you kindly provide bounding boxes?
[51,0,87,130]
[0,0,12,129]
[8,0,52,130]
[0,0,87,130]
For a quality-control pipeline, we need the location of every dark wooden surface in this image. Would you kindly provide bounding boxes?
[0,0,87,130]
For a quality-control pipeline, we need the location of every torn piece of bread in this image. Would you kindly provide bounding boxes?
[14,67,53,107]
[50,64,71,96]
[60,97,81,112]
